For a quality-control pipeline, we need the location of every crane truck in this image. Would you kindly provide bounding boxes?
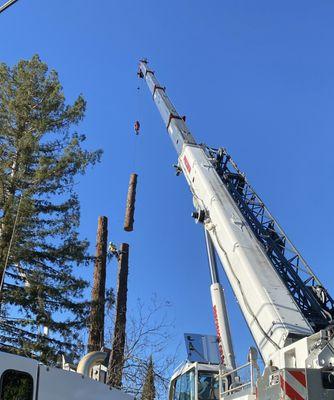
[138,59,334,400]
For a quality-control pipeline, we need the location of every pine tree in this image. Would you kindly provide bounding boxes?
[0,55,102,363]
[141,356,155,400]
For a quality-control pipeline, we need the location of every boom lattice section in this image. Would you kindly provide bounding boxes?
[205,146,334,332]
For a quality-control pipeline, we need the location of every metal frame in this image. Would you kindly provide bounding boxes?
[220,362,251,396]
[204,146,334,331]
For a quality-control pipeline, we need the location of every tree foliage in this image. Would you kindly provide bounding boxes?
[0,55,101,363]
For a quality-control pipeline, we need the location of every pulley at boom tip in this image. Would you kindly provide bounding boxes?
[137,59,148,79]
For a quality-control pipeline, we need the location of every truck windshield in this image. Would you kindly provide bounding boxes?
[198,372,218,400]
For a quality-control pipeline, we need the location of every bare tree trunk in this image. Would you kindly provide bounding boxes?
[87,216,108,353]
[107,243,129,388]
[124,173,138,232]
[0,157,19,294]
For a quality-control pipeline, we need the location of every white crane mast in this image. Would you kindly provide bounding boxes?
[137,60,314,363]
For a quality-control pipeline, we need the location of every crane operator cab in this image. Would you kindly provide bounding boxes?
[169,334,261,400]
[169,362,220,400]
[169,334,223,400]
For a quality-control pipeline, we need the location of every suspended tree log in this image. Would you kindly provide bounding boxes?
[124,173,138,232]
[87,216,108,353]
[107,243,129,388]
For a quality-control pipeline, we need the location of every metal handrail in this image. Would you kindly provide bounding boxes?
[220,360,258,397]
[220,361,250,379]
[221,382,251,396]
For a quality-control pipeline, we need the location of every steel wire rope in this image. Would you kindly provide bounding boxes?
[132,82,143,171]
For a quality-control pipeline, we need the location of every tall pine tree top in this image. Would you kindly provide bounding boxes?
[141,356,156,400]
[0,55,102,363]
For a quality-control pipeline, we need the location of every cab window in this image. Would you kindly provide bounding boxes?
[198,372,219,400]
[174,375,181,400]
[0,369,33,400]
[173,370,195,400]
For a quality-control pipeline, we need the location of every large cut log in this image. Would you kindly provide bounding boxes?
[124,173,138,232]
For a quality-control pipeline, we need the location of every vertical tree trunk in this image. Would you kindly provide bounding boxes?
[0,158,20,293]
[124,173,138,232]
[87,216,108,353]
[107,242,129,388]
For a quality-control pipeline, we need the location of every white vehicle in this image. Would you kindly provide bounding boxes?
[0,350,133,400]
[138,59,334,400]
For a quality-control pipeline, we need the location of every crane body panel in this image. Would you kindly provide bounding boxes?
[179,144,313,361]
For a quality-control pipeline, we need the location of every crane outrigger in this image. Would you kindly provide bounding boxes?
[138,59,334,400]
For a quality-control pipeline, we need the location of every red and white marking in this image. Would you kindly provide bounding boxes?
[183,155,191,174]
[280,369,307,400]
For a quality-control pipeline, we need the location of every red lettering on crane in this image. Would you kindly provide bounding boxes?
[183,155,191,173]
[213,305,225,364]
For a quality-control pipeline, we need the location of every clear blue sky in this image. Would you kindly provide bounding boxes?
[1,0,334,368]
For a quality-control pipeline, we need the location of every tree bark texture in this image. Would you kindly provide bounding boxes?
[87,216,108,353]
[107,242,129,388]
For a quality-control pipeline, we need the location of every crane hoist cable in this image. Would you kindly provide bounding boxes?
[132,83,143,170]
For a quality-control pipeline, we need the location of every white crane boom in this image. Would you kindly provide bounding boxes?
[137,59,314,363]
[139,58,334,400]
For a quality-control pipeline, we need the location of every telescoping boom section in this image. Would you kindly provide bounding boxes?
[138,60,334,364]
